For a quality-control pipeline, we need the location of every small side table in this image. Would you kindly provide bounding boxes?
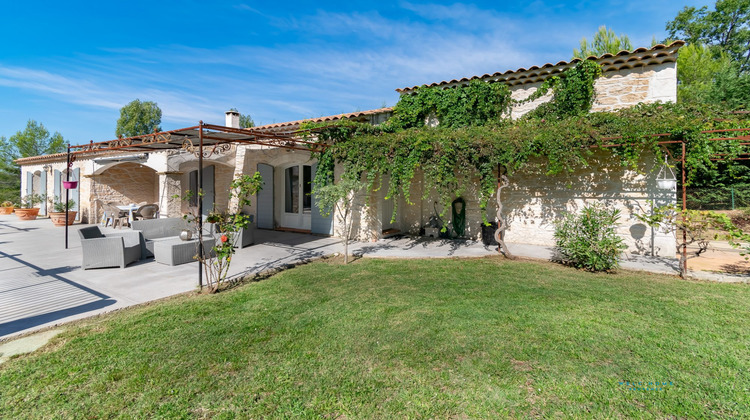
[154,237,216,266]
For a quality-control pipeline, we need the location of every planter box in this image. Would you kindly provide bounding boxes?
[14,208,40,221]
[49,211,77,227]
[0,207,14,215]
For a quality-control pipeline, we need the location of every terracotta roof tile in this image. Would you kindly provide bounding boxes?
[396,41,685,93]
[251,107,393,131]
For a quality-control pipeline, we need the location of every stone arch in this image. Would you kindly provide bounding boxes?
[90,162,158,221]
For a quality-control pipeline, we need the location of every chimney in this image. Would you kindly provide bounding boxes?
[225,110,240,128]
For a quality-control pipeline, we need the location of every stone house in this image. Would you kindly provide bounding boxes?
[16,41,683,256]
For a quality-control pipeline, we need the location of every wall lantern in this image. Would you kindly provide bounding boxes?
[656,155,676,190]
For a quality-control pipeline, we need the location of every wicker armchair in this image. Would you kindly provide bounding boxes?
[78,226,142,269]
[134,204,159,220]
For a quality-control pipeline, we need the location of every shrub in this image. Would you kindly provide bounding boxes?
[554,204,626,272]
[50,198,75,213]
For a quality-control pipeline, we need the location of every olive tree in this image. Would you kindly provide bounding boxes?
[313,177,364,264]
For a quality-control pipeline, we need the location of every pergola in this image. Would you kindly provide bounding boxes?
[63,122,325,288]
[591,126,750,273]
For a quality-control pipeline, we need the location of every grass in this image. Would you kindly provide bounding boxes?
[1,257,749,418]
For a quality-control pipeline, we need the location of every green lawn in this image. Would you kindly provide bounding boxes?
[1,257,749,418]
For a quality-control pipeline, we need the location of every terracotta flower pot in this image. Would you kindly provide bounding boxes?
[14,208,40,221]
[49,211,77,226]
[0,206,14,215]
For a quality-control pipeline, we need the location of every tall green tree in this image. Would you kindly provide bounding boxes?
[0,120,66,202]
[239,113,255,128]
[116,99,162,138]
[573,26,633,58]
[676,43,732,103]
[229,108,255,128]
[666,0,750,71]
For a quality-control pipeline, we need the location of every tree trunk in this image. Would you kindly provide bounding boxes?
[494,172,514,259]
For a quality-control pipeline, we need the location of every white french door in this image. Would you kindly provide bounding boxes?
[276,164,312,230]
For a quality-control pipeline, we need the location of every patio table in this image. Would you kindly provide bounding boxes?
[116,205,140,224]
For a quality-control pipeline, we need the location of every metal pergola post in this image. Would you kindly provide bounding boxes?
[681,140,687,275]
[65,143,71,249]
[198,121,204,290]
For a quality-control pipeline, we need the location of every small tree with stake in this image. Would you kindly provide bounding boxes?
[180,172,263,292]
[637,204,744,278]
[313,176,364,264]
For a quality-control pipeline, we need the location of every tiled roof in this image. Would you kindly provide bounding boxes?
[15,152,69,165]
[15,150,126,165]
[396,41,686,93]
[15,108,395,165]
[252,107,393,131]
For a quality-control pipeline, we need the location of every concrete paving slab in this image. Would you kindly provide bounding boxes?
[0,215,343,341]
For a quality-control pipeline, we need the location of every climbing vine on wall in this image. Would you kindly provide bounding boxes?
[307,60,750,227]
[387,79,512,129]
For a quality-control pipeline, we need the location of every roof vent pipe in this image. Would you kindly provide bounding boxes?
[225,110,240,129]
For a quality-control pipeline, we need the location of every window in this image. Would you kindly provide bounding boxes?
[284,164,312,214]
[285,166,299,213]
[303,165,312,214]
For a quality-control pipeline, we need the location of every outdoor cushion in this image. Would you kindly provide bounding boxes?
[78,226,105,239]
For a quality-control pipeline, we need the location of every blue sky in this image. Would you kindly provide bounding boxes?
[0,0,706,143]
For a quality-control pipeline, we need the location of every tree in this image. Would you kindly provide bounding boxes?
[180,172,263,293]
[0,136,18,203]
[637,205,743,278]
[666,0,750,71]
[240,114,255,128]
[229,108,255,128]
[0,120,66,203]
[676,43,732,103]
[116,99,162,138]
[573,26,633,58]
[706,64,750,106]
[313,177,365,264]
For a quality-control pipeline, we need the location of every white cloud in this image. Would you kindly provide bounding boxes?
[2,2,671,140]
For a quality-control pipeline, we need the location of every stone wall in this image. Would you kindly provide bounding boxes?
[90,162,158,220]
[510,61,677,118]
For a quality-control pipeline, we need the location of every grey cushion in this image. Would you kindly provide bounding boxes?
[131,218,190,240]
[78,226,105,239]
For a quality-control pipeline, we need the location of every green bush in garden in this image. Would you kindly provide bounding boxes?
[554,204,626,272]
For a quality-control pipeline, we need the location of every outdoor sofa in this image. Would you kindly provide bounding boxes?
[132,216,255,259]
[78,226,142,269]
[131,218,193,259]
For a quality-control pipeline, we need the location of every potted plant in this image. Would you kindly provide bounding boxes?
[14,194,43,221]
[48,197,77,226]
[0,201,14,215]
